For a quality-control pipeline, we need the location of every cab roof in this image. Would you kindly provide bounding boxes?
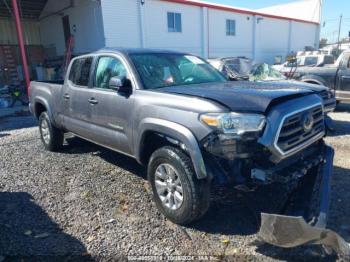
[95,47,189,56]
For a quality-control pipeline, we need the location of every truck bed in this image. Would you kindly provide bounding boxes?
[34,80,64,85]
[29,80,65,121]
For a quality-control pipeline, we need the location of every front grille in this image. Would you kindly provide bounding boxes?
[319,90,336,112]
[276,105,325,153]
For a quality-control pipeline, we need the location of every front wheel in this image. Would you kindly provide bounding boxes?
[148,146,210,225]
[39,112,64,152]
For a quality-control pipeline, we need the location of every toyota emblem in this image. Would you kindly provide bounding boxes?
[302,112,314,132]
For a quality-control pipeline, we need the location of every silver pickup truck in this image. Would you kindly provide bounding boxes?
[29,49,335,241]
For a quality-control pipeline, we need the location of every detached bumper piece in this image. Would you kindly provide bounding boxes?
[258,146,350,258]
[259,214,350,258]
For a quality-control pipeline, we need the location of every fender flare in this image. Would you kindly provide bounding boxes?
[136,118,207,179]
[300,75,327,86]
[33,96,55,125]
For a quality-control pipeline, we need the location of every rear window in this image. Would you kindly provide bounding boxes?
[304,56,318,66]
[69,57,93,86]
[323,55,334,65]
[224,58,253,75]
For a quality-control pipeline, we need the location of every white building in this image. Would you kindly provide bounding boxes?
[1,0,322,65]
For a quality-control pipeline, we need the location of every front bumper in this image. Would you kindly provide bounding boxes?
[258,145,350,257]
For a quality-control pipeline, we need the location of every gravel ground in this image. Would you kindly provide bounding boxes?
[0,107,349,261]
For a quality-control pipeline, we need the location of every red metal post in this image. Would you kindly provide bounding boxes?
[11,0,31,95]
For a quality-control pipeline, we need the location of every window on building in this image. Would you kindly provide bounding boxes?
[69,57,93,86]
[94,56,127,89]
[226,19,236,36]
[168,12,182,32]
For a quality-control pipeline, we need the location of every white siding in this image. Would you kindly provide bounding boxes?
[100,0,203,56]
[254,17,290,63]
[40,15,65,56]
[38,0,320,63]
[208,9,254,59]
[40,0,105,56]
[100,0,142,48]
[100,0,319,63]
[290,21,318,52]
[143,0,203,56]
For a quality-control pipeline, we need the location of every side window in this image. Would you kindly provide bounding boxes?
[94,56,127,89]
[323,55,334,65]
[68,57,93,86]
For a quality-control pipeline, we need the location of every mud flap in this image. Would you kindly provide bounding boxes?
[258,145,350,258]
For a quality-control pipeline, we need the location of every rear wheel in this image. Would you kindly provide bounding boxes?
[148,146,210,225]
[39,112,63,151]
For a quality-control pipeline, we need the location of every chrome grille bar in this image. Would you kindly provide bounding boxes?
[274,103,325,157]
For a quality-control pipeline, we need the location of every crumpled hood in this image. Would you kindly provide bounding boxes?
[158,81,314,113]
[278,80,328,92]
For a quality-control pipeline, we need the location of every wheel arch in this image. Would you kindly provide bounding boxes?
[136,118,207,179]
[300,75,327,86]
[33,97,55,124]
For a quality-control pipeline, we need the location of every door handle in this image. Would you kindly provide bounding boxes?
[63,93,70,100]
[88,98,98,105]
[341,76,350,80]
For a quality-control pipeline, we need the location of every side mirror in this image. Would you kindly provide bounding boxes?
[109,76,132,94]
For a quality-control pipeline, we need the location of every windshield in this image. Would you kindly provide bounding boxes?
[129,53,226,89]
[224,58,253,75]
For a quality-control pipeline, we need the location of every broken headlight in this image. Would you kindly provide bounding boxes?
[200,112,266,135]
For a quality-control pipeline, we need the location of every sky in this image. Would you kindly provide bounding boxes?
[204,0,350,44]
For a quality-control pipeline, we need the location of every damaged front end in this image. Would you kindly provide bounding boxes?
[200,95,349,257]
[259,145,350,258]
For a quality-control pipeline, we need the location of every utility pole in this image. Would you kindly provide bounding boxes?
[316,0,323,49]
[11,0,30,95]
[337,14,343,55]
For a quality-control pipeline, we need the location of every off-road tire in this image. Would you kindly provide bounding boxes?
[148,146,210,225]
[39,111,64,152]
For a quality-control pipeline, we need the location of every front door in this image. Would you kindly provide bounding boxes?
[89,55,135,155]
[336,53,350,101]
[63,56,97,140]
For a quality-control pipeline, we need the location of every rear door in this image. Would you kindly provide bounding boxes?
[336,52,350,101]
[63,56,97,140]
[88,55,135,155]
